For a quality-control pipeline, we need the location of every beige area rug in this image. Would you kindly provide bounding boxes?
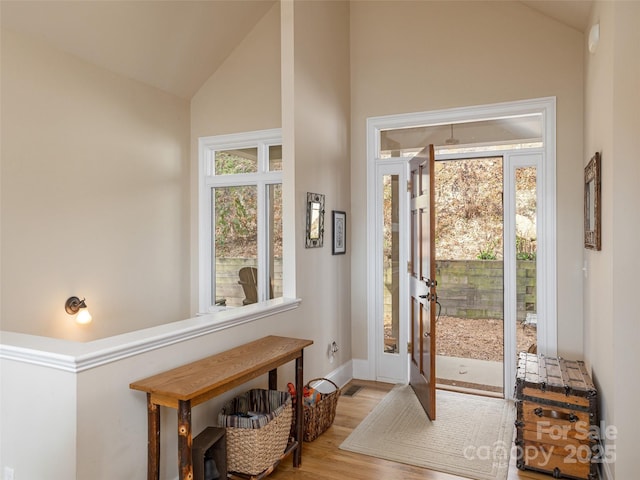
[339,385,515,480]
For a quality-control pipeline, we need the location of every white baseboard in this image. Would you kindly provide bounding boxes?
[352,358,374,380]
[600,454,614,480]
[310,360,353,392]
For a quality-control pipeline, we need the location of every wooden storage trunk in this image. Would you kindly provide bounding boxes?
[515,353,598,480]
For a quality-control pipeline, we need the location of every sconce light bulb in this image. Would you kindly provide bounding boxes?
[76,309,93,325]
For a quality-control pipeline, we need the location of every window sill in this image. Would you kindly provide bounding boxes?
[195,297,301,327]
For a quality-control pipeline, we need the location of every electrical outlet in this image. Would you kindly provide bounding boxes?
[4,466,15,480]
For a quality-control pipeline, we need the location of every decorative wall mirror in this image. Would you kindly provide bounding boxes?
[305,192,325,248]
[584,152,601,250]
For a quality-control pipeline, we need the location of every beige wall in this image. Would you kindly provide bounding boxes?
[583,1,615,475]
[349,0,585,360]
[2,3,352,478]
[8,0,640,477]
[189,2,282,311]
[290,0,352,373]
[190,4,282,142]
[0,29,191,341]
[611,2,640,475]
[191,0,352,374]
[584,1,640,478]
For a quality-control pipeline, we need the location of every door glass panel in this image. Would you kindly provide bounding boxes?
[214,185,257,306]
[383,174,400,354]
[515,167,538,354]
[412,298,420,366]
[421,303,429,374]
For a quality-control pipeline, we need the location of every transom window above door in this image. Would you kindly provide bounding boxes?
[378,116,543,159]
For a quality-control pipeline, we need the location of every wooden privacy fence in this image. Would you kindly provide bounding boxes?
[216,258,283,307]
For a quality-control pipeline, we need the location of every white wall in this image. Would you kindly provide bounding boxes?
[72,316,301,480]
[349,0,585,360]
[0,29,191,341]
[1,360,77,479]
[584,1,640,478]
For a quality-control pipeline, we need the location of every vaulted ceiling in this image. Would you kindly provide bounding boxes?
[1,0,592,100]
[1,0,276,99]
[520,0,593,31]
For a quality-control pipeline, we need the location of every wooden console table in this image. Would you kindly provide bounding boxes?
[130,335,313,480]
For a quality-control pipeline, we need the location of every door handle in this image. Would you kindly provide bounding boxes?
[419,294,428,299]
[424,332,430,337]
[425,278,437,288]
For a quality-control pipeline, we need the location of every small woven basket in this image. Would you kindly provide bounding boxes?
[302,378,341,442]
[219,389,292,475]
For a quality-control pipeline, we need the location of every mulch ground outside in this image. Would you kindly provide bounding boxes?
[436,316,537,362]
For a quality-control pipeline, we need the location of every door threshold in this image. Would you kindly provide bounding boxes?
[436,382,503,399]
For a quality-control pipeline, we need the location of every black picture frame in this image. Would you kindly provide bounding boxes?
[332,211,346,255]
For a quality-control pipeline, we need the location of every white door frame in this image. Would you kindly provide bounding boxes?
[364,97,557,399]
[373,161,410,383]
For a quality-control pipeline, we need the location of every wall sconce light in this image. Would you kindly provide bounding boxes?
[588,22,600,54]
[65,296,93,325]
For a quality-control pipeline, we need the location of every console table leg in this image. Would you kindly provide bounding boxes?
[147,394,160,480]
[294,351,304,467]
[178,400,193,480]
[269,368,278,390]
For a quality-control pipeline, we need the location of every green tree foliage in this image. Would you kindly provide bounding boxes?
[515,167,537,259]
[435,157,504,260]
[213,151,282,258]
[434,158,537,260]
[215,185,258,258]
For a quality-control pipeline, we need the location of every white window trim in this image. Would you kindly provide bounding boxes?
[363,97,557,397]
[198,128,283,314]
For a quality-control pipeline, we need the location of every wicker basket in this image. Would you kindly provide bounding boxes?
[218,389,292,475]
[302,378,341,442]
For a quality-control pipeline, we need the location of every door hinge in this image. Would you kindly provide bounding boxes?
[407,260,412,273]
[407,179,412,192]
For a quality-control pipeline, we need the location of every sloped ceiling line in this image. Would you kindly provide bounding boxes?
[1,0,589,99]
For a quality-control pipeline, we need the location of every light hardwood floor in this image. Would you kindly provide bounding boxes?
[267,381,551,480]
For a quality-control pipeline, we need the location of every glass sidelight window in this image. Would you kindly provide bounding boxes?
[382,174,400,354]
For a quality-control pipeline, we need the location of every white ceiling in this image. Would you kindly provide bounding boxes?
[1,0,592,100]
[0,0,276,99]
[380,116,543,152]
